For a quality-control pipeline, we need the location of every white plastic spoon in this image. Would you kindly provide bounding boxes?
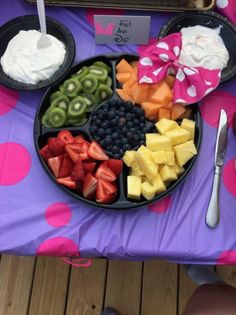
[36,0,51,49]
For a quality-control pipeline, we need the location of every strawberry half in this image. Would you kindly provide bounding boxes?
[57,176,76,190]
[96,178,117,204]
[95,164,116,182]
[65,142,89,162]
[74,135,90,146]
[57,130,74,144]
[48,137,65,156]
[39,144,53,161]
[82,162,96,175]
[103,159,123,177]
[58,153,74,178]
[82,174,97,199]
[88,141,109,161]
[71,159,85,182]
[47,155,63,178]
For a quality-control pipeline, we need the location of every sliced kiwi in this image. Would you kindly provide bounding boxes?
[67,96,87,118]
[59,84,65,93]
[73,66,89,80]
[41,108,52,128]
[63,78,82,98]
[49,107,67,128]
[80,93,98,107]
[50,91,65,103]
[93,61,112,73]
[95,84,113,102]
[89,65,108,83]
[80,74,98,93]
[67,115,88,126]
[51,95,70,111]
[105,76,112,88]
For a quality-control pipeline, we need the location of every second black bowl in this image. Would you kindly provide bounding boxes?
[158,11,236,84]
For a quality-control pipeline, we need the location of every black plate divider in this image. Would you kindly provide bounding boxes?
[34,53,202,210]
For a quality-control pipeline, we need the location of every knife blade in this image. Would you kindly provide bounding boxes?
[206,109,228,229]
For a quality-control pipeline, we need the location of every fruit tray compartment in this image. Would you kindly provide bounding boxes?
[34,53,202,210]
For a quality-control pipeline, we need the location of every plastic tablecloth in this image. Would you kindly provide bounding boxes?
[1,0,236,265]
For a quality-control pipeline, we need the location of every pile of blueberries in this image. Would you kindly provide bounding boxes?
[90,100,146,158]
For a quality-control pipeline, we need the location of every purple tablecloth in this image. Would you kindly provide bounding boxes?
[1,0,236,265]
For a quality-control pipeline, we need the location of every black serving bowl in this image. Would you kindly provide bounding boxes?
[0,15,75,91]
[34,53,202,210]
[158,11,236,84]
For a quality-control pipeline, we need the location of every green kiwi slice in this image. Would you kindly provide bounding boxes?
[105,76,112,88]
[63,78,82,98]
[50,91,65,103]
[80,74,98,93]
[80,93,97,107]
[93,61,112,73]
[67,96,87,118]
[67,115,88,127]
[51,95,70,111]
[59,85,65,93]
[88,65,108,83]
[41,108,52,128]
[49,107,67,128]
[74,66,89,80]
[95,84,113,102]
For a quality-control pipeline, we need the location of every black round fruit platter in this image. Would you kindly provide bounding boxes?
[34,53,202,210]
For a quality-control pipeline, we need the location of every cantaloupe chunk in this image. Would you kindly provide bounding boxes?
[115,89,133,103]
[179,107,192,119]
[165,75,175,89]
[130,83,149,104]
[141,102,163,121]
[116,72,131,84]
[122,72,137,90]
[149,81,173,106]
[171,103,186,120]
[158,108,171,120]
[131,61,138,68]
[116,58,133,73]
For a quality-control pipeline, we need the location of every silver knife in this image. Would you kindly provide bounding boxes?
[206,109,228,229]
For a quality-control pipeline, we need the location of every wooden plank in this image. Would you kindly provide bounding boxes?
[66,258,107,315]
[216,265,236,287]
[0,255,35,315]
[104,260,142,315]
[142,260,178,315]
[178,265,198,315]
[28,257,70,315]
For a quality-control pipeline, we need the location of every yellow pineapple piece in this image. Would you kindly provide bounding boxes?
[151,151,175,166]
[159,165,178,182]
[136,146,158,180]
[127,175,142,200]
[137,145,153,158]
[170,163,185,176]
[165,128,190,146]
[181,118,195,140]
[173,140,197,167]
[141,181,156,200]
[164,152,175,166]
[146,134,172,152]
[155,118,179,135]
[130,159,144,176]
[151,173,166,193]
[123,150,136,167]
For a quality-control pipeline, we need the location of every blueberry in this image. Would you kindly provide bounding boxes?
[139,134,145,141]
[100,139,105,147]
[112,132,119,140]
[98,128,105,137]
[111,118,118,125]
[120,106,125,112]
[130,127,136,134]
[140,122,146,129]
[94,136,101,142]
[108,111,116,119]
[133,118,139,125]
[121,138,128,144]
[127,121,134,128]
[126,113,132,120]
[105,128,112,135]
[113,153,120,159]
[124,143,131,150]
[104,136,111,145]
[119,117,126,124]
[101,121,109,129]
[122,127,128,134]
[90,125,97,133]
[102,108,108,115]
[119,111,125,117]
[96,119,102,126]
[133,134,139,142]
[112,146,119,153]
[126,132,133,139]
[115,139,121,146]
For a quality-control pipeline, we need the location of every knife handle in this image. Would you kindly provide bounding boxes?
[206,166,221,229]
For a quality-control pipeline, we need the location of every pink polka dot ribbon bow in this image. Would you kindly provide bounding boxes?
[138,33,221,104]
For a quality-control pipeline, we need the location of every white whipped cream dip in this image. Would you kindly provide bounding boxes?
[1,30,66,84]
[179,25,229,71]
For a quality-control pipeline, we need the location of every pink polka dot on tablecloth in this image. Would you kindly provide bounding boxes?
[45,202,72,227]
[0,142,31,186]
[0,85,19,116]
[85,8,124,26]
[137,38,156,55]
[200,91,236,128]
[217,250,236,264]
[223,158,236,196]
[36,237,79,257]
[148,196,172,213]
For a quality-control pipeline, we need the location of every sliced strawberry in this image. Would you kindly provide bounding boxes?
[88,141,109,161]
[71,159,85,182]
[47,155,63,178]
[57,130,74,144]
[57,176,76,190]
[65,142,89,162]
[48,137,65,156]
[74,135,90,146]
[82,162,96,175]
[96,178,117,204]
[39,144,53,161]
[58,153,74,178]
[82,174,97,199]
[95,164,116,182]
[106,159,123,177]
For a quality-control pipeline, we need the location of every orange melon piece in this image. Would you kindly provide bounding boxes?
[116,72,131,84]
[116,59,133,73]
[130,61,138,68]
[115,89,133,103]
[171,103,186,120]
[141,102,162,121]
[123,72,137,88]
[179,107,192,119]
[149,81,173,105]
[165,75,175,89]
[158,108,171,120]
[130,83,150,104]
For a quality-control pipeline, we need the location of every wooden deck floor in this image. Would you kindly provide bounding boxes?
[0,255,236,315]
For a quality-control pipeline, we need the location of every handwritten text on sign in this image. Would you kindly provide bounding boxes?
[94,15,150,45]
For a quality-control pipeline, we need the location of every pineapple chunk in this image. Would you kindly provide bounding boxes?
[141,181,156,200]
[137,145,153,159]
[155,118,179,135]
[146,134,172,152]
[130,159,144,176]
[159,165,178,182]
[137,146,158,180]
[152,151,175,166]
[181,118,195,140]
[164,152,175,166]
[123,151,136,167]
[170,163,185,176]
[127,175,142,200]
[165,128,190,146]
[151,173,166,193]
[173,140,197,167]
